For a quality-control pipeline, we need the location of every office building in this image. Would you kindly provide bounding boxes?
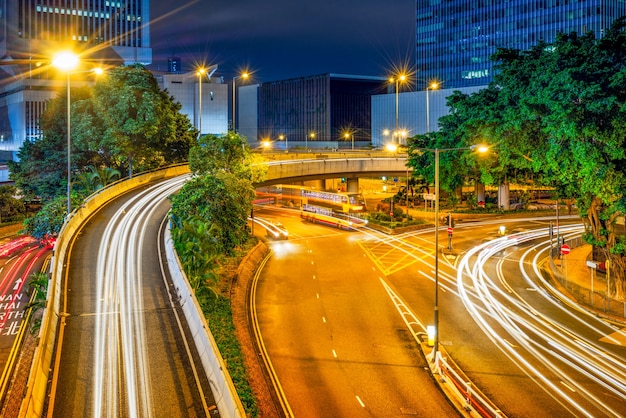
[371,86,483,148]
[255,74,387,149]
[0,0,151,160]
[416,0,626,89]
[154,68,229,137]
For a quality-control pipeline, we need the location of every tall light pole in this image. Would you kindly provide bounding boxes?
[52,51,80,216]
[232,72,249,132]
[279,134,288,152]
[344,132,354,150]
[197,68,206,138]
[426,81,439,137]
[390,74,407,143]
[308,131,315,150]
[420,145,488,365]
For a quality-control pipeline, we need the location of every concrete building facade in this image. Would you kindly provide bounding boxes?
[0,0,151,160]
[154,69,229,138]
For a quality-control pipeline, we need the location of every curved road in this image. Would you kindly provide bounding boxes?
[254,211,626,417]
[458,224,626,417]
[253,207,459,417]
[47,177,217,418]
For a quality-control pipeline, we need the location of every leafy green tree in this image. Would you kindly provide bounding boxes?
[22,195,70,239]
[10,64,198,203]
[188,131,267,183]
[11,64,198,238]
[73,165,121,198]
[419,17,626,295]
[0,185,26,221]
[170,215,221,295]
[8,86,93,201]
[26,271,49,334]
[172,132,265,255]
[92,64,197,177]
[171,172,255,255]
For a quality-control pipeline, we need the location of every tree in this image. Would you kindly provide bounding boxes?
[22,195,69,240]
[419,17,626,296]
[171,132,264,256]
[171,172,255,255]
[73,166,121,198]
[0,185,26,221]
[92,64,198,177]
[188,131,267,183]
[10,64,198,203]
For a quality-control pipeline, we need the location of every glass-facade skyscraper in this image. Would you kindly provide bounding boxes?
[416,0,626,89]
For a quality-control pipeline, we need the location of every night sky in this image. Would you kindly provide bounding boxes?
[148,0,416,83]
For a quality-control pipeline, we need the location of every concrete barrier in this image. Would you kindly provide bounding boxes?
[164,225,245,417]
[19,164,194,417]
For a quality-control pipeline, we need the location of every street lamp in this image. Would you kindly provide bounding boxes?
[279,134,288,152]
[308,132,315,150]
[421,144,489,366]
[197,68,206,138]
[232,72,249,132]
[389,74,407,144]
[343,132,354,150]
[426,81,439,137]
[52,51,80,216]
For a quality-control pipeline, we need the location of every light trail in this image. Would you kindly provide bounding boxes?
[457,224,626,417]
[92,176,189,418]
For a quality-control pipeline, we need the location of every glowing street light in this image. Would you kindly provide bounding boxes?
[426,81,439,137]
[197,68,207,138]
[307,131,315,150]
[279,134,288,152]
[389,73,408,143]
[232,72,249,132]
[52,51,80,216]
[419,144,489,368]
[343,132,354,150]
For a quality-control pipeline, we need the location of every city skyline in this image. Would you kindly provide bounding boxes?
[148,0,416,82]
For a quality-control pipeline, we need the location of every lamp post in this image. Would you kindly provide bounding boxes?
[390,74,407,143]
[279,134,288,152]
[52,51,80,216]
[344,132,354,150]
[232,72,249,132]
[197,68,206,138]
[426,82,439,137]
[420,144,488,365]
[307,132,315,150]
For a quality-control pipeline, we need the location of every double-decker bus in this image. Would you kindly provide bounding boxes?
[255,185,366,214]
[300,204,368,230]
[299,189,365,213]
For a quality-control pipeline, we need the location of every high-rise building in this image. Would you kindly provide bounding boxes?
[416,0,626,89]
[256,74,387,149]
[0,0,151,160]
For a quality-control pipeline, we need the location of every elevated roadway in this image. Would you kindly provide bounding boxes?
[255,151,409,187]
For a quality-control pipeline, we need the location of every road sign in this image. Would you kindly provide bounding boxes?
[560,244,571,255]
[447,227,453,234]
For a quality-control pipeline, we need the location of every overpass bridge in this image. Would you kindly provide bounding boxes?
[255,151,410,191]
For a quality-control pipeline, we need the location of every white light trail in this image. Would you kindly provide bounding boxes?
[92,176,188,417]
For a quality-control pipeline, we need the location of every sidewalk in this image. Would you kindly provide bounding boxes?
[549,244,626,325]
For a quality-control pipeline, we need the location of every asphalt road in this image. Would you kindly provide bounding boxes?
[254,207,460,417]
[254,210,626,417]
[47,179,217,418]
